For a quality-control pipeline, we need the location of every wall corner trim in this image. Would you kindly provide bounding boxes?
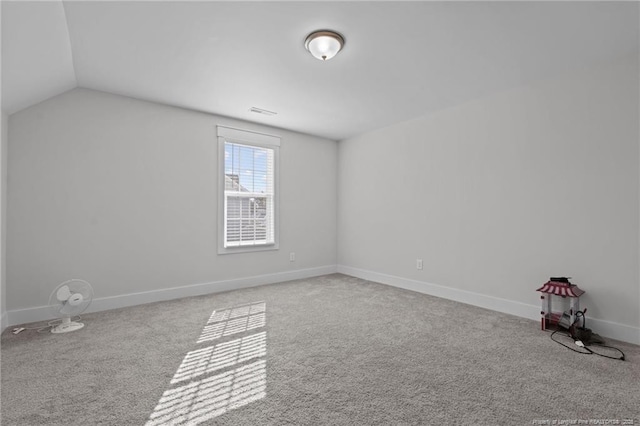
[0,312,7,334]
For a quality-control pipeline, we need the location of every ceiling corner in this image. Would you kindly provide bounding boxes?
[1,0,78,114]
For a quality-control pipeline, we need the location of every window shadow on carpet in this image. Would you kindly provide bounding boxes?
[146,302,267,425]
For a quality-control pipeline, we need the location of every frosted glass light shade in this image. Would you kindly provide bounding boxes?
[305,30,345,61]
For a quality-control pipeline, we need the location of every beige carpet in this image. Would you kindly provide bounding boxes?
[1,274,639,425]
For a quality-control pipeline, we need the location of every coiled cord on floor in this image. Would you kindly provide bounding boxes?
[549,318,625,361]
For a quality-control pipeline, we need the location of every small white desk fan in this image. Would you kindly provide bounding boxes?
[48,279,94,333]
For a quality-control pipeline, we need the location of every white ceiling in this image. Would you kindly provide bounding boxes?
[2,1,638,141]
[1,1,76,115]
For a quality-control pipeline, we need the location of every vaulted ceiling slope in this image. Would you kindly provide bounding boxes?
[2,1,76,115]
[2,1,638,140]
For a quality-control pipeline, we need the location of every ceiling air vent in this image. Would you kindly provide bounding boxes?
[249,107,277,116]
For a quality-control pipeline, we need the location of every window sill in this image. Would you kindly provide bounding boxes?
[218,243,279,255]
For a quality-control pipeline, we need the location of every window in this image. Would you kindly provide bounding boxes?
[218,126,279,254]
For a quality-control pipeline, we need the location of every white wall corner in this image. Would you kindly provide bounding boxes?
[1,111,8,334]
[337,265,640,346]
[5,265,338,327]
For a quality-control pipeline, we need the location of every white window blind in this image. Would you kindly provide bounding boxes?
[218,126,279,253]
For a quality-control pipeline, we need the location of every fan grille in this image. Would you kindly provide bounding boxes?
[49,279,94,318]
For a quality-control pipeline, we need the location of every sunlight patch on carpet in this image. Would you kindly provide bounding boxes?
[198,302,266,343]
[198,312,265,343]
[146,359,266,426]
[172,332,266,384]
[207,302,266,323]
[146,302,268,425]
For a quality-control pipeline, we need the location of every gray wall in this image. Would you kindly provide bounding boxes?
[7,88,337,311]
[5,58,639,341]
[338,56,639,330]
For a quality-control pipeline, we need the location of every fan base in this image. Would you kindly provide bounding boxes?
[51,321,85,333]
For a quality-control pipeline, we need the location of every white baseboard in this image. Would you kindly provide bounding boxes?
[337,265,640,345]
[6,264,638,345]
[585,317,640,346]
[6,265,337,327]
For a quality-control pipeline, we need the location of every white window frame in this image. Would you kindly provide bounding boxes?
[217,125,280,254]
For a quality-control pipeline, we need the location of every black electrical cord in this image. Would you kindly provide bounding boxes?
[550,329,591,355]
[549,310,626,361]
[588,343,626,361]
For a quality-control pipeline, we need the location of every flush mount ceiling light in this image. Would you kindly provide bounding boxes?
[304,30,345,61]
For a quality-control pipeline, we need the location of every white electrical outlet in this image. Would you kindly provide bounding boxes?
[290,252,295,262]
[416,259,423,270]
